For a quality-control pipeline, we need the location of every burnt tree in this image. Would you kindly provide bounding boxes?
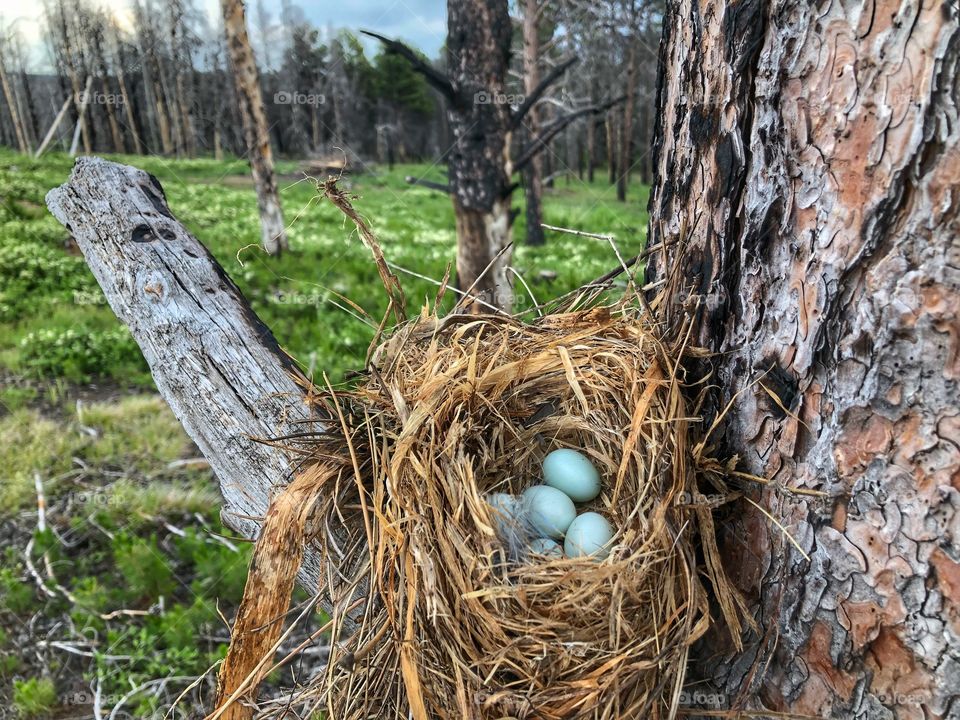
[365,1,616,312]
[647,0,960,716]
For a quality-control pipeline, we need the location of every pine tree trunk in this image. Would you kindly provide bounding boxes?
[647,0,960,716]
[605,113,616,184]
[221,0,288,256]
[445,0,514,310]
[521,0,545,247]
[586,116,595,183]
[616,39,637,202]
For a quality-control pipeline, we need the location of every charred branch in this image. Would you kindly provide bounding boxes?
[510,56,578,129]
[360,30,458,102]
[405,175,450,193]
[513,95,626,173]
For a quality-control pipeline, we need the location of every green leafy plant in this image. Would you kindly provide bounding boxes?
[17,327,146,382]
[113,533,176,601]
[12,677,56,718]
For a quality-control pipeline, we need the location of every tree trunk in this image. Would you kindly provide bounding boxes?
[616,38,637,202]
[91,31,125,154]
[586,116,595,183]
[520,0,545,247]
[0,52,29,154]
[605,112,616,184]
[169,0,197,157]
[647,0,960,717]
[445,0,514,310]
[221,0,288,255]
[113,51,144,155]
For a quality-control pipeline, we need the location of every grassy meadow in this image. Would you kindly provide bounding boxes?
[0,148,648,717]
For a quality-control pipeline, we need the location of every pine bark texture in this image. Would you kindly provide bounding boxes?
[647,0,960,717]
[221,0,288,255]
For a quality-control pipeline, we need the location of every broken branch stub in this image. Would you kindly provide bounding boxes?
[44,157,330,593]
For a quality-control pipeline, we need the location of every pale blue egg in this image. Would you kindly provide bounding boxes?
[543,448,601,502]
[521,485,577,539]
[564,512,614,559]
[528,537,563,558]
[486,492,523,534]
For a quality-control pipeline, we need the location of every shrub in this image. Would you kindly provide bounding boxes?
[17,327,146,382]
[0,241,96,322]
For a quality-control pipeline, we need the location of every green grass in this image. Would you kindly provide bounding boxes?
[0,148,648,715]
[0,148,648,386]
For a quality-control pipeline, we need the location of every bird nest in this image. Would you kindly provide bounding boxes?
[272,294,744,719]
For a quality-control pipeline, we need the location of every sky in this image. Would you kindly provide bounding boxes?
[0,0,448,72]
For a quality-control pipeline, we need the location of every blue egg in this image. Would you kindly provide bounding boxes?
[543,449,601,502]
[528,537,563,558]
[485,492,523,534]
[564,512,614,559]
[521,485,577,539]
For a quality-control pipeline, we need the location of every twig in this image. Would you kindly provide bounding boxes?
[108,676,195,720]
[514,95,627,172]
[386,261,510,317]
[322,179,407,323]
[541,223,615,241]
[510,56,578,129]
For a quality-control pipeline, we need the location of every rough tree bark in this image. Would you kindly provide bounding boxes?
[647,0,960,717]
[221,0,288,256]
[445,0,514,309]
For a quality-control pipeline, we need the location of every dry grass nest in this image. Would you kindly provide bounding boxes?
[278,290,745,720]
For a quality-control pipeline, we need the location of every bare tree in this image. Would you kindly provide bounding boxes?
[220,0,287,255]
[366,1,618,311]
[0,35,30,154]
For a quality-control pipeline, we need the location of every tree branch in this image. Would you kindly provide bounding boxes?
[404,175,450,193]
[510,56,578,129]
[513,95,626,173]
[360,30,457,102]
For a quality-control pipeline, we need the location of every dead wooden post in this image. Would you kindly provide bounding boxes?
[45,157,328,588]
